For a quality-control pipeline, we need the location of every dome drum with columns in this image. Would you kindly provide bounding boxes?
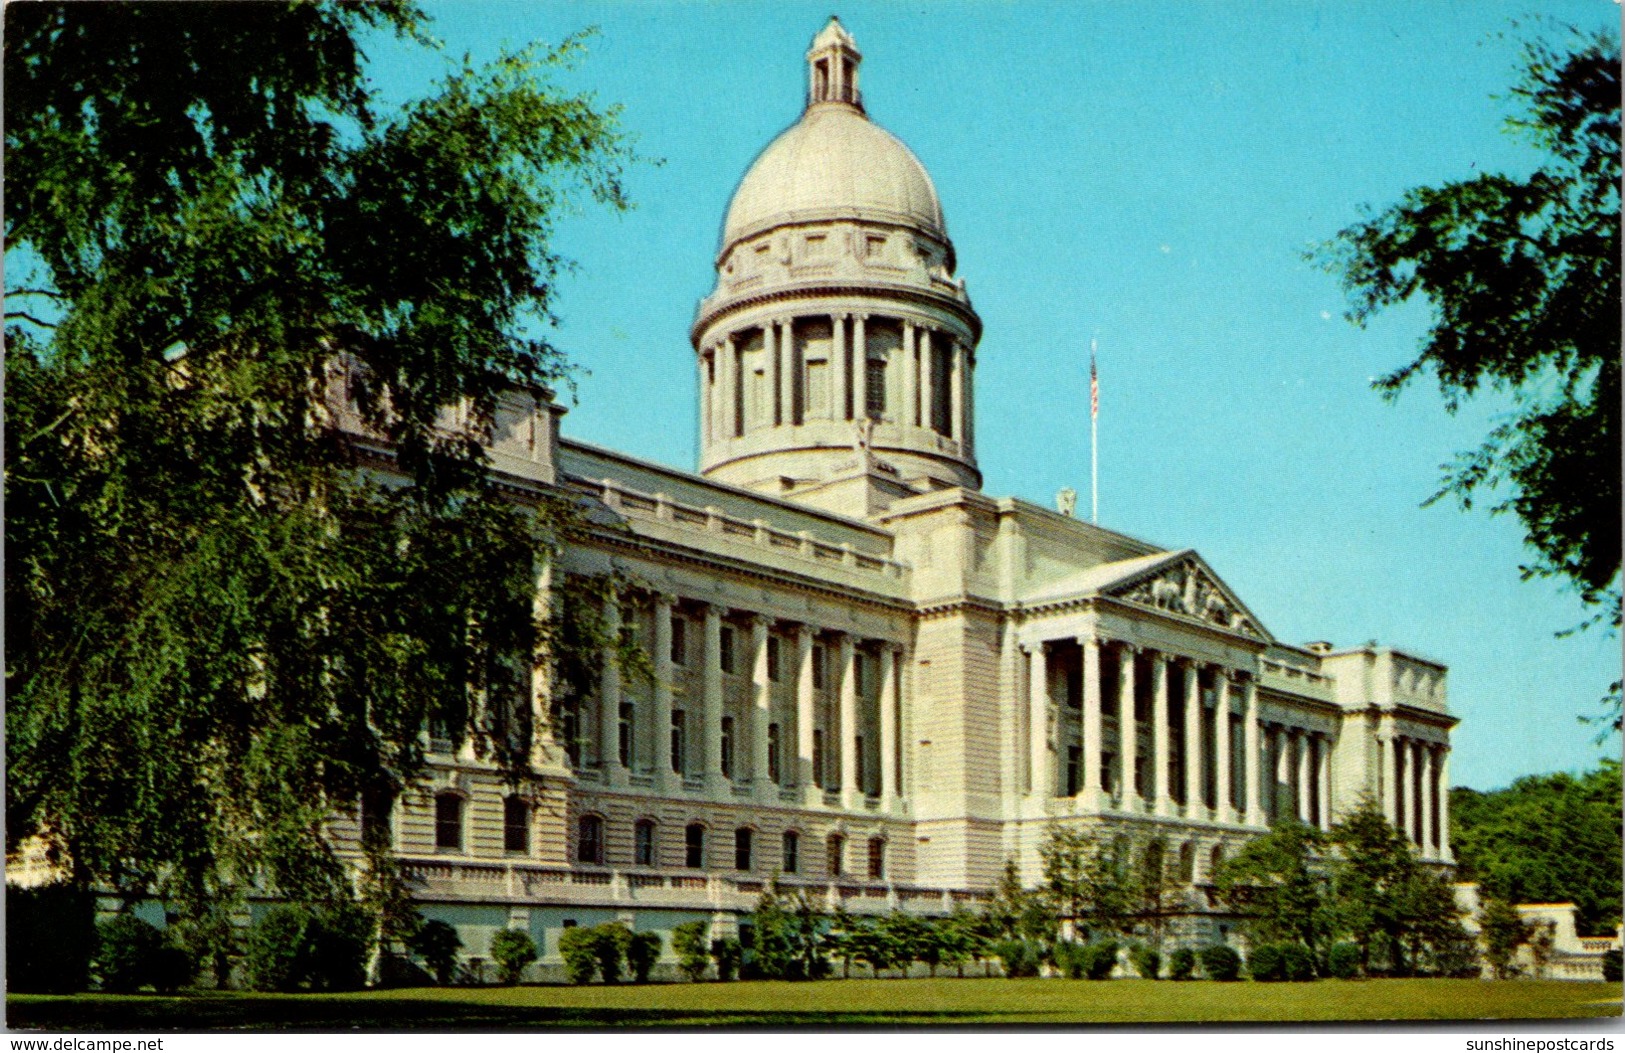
[693,18,981,509]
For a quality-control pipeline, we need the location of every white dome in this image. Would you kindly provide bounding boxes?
[721,104,946,251]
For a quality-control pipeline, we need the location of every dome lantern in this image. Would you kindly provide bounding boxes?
[807,16,863,111]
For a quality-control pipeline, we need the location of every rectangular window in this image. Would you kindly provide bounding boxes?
[435,795,462,851]
[503,796,529,854]
[782,831,799,874]
[685,824,705,868]
[735,828,753,871]
[671,618,688,665]
[634,821,655,867]
[1066,746,1082,797]
[827,835,844,877]
[865,358,886,418]
[720,716,735,779]
[854,734,866,794]
[720,625,736,674]
[671,710,686,774]
[618,702,633,768]
[578,815,603,865]
[868,838,885,880]
[767,637,781,682]
[812,729,826,788]
[812,645,826,690]
[767,723,782,784]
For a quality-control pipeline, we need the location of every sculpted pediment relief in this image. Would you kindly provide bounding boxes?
[1116,557,1263,639]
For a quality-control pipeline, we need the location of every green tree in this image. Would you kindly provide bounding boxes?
[1037,826,1138,940]
[488,928,537,986]
[1214,819,1333,959]
[1315,28,1622,725]
[1449,760,1622,934]
[5,0,634,944]
[406,918,462,985]
[1326,799,1415,973]
[670,920,710,982]
[1479,898,1531,979]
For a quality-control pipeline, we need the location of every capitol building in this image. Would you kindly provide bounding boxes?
[340,19,1458,969]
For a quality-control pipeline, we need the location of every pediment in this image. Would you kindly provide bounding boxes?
[1110,552,1268,641]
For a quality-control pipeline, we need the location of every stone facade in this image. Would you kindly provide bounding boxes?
[329,19,1459,974]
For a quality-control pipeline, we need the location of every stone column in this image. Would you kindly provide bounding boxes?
[1296,728,1312,823]
[900,321,917,429]
[527,556,559,771]
[1182,660,1203,819]
[796,625,818,805]
[1118,645,1139,810]
[1420,741,1435,858]
[838,633,859,808]
[965,353,976,454]
[1404,738,1420,846]
[778,318,797,427]
[600,595,626,784]
[1213,669,1233,823]
[1027,643,1049,799]
[949,340,967,444]
[880,644,900,810]
[724,336,738,438]
[761,323,777,430]
[698,350,711,444]
[750,615,773,802]
[652,594,676,791]
[1316,733,1332,830]
[918,327,934,432]
[1242,675,1263,826]
[702,605,727,795]
[1079,634,1103,809]
[853,314,868,420]
[1273,725,1291,823]
[1152,652,1171,817]
[1379,729,1398,825]
[833,313,849,421]
[1438,748,1454,862]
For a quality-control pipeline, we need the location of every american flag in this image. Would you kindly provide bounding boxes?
[1090,338,1099,420]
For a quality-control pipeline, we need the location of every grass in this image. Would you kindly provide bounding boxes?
[10,978,1621,1030]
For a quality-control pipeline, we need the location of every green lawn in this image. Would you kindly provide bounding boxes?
[10,978,1621,1029]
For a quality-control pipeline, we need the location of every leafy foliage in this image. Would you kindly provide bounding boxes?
[243,904,368,992]
[671,920,710,982]
[1479,898,1531,979]
[1214,819,1334,956]
[1449,760,1622,934]
[1129,943,1161,980]
[709,936,742,982]
[1198,944,1242,982]
[1038,825,1138,937]
[1326,942,1362,980]
[4,0,635,938]
[626,931,662,983]
[557,924,600,985]
[1167,946,1196,981]
[488,928,537,986]
[94,914,192,994]
[6,883,96,993]
[1315,28,1622,724]
[745,879,826,980]
[407,919,462,986]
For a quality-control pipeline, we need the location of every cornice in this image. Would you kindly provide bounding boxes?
[692,280,983,346]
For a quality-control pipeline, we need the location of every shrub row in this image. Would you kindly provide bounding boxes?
[556,923,661,985]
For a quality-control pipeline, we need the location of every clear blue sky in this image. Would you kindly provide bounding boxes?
[367,1,1620,792]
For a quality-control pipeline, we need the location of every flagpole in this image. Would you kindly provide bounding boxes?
[1090,337,1099,524]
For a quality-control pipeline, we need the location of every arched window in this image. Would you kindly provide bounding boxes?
[578,814,604,865]
[782,830,800,874]
[1178,841,1195,884]
[735,828,753,871]
[434,793,463,851]
[634,819,657,867]
[503,795,530,854]
[1209,843,1225,881]
[867,837,885,880]
[827,833,845,877]
[685,823,705,868]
